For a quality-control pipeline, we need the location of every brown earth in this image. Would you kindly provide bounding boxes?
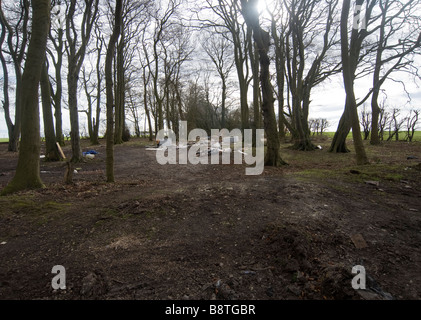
[0,137,420,300]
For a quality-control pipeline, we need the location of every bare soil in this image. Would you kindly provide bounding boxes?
[0,137,420,300]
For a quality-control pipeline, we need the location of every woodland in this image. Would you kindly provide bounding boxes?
[0,0,420,301]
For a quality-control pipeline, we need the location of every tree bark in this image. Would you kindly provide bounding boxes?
[1,0,50,195]
[241,0,286,167]
[114,33,125,144]
[49,27,65,146]
[339,0,368,165]
[40,61,60,161]
[329,107,351,153]
[106,0,123,183]
[370,90,381,145]
[0,17,12,148]
[67,70,83,162]
[143,69,153,141]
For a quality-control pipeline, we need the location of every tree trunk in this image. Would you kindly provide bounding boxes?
[66,0,98,162]
[114,34,125,145]
[143,72,153,141]
[370,7,385,146]
[233,29,250,132]
[52,28,65,146]
[371,92,381,145]
[241,0,286,167]
[339,0,368,165]
[67,71,83,162]
[238,65,250,132]
[221,77,227,129]
[0,21,13,149]
[92,38,103,145]
[40,61,60,161]
[1,0,50,195]
[106,0,123,183]
[292,95,316,151]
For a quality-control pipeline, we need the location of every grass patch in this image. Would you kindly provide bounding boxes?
[0,195,71,224]
[294,163,408,186]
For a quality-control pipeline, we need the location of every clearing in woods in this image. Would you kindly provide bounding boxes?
[0,136,420,300]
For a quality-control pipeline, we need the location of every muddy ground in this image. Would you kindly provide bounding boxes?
[0,137,420,300]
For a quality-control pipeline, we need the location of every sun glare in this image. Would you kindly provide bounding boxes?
[256,0,279,17]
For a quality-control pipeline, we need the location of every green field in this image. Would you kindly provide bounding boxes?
[323,131,421,142]
[0,138,8,143]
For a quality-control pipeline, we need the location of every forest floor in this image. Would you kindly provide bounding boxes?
[0,136,420,300]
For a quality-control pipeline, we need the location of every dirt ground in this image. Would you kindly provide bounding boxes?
[0,137,420,300]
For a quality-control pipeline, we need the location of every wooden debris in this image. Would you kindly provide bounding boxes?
[350,234,368,249]
[365,181,380,187]
[56,142,66,160]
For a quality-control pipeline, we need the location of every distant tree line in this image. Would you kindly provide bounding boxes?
[360,106,420,142]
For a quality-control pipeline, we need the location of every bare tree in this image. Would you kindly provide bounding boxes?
[283,0,341,151]
[378,105,389,141]
[360,105,371,140]
[320,119,329,135]
[369,0,421,145]
[66,0,99,162]
[106,0,123,183]
[149,0,182,131]
[269,6,292,140]
[387,108,406,141]
[309,119,317,135]
[241,0,287,166]
[405,109,419,142]
[202,0,252,131]
[1,0,50,195]
[0,0,30,152]
[139,32,154,140]
[161,23,194,136]
[81,63,101,145]
[48,0,66,146]
[40,60,61,161]
[202,29,235,129]
[337,0,369,164]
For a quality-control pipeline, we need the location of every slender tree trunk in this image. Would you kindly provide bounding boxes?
[0,21,13,148]
[143,78,153,141]
[115,34,125,144]
[238,67,250,131]
[233,28,250,132]
[339,0,368,165]
[52,28,65,146]
[92,37,103,145]
[370,90,381,145]
[67,71,83,162]
[106,0,123,183]
[1,0,50,195]
[251,42,261,128]
[370,6,386,146]
[40,61,60,161]
[272,25,286,139]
